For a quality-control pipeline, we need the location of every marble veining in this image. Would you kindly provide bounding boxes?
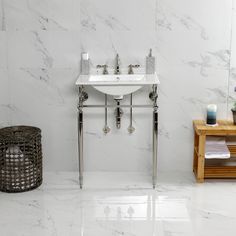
[184,49,230,77]
[231,67,236,82]
[207,49,230,68]
[177,15,208,40]
[21,68,50,83]
[81,3,131,32]
[3,0,80,31]
[20,68,65,104]
[81,0,155,32]
[1,172,236,236]
[156,2,208,41]
[185,55,211,77]
[0,0,235,173]
[32,31,53,68]
[26,3,67,31]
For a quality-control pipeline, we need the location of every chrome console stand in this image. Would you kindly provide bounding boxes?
[77,85,158,189]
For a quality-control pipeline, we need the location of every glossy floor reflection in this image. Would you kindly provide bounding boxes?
[1,172,236,236]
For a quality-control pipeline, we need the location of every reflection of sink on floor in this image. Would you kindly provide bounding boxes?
[76,73,160,97]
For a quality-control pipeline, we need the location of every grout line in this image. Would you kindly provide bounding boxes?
[226,0,234,119]
[155,0,158,33]
[1,0,6,31]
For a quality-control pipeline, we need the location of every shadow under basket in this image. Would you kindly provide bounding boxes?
[0,126,42,193]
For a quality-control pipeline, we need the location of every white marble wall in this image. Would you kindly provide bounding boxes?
[0,0,81,170]
[0,0,235,172]
[228,0,236,113]
[156,0,232,170]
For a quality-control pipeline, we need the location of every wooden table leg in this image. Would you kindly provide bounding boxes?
[193,130,198,173]
[197,135,206,183]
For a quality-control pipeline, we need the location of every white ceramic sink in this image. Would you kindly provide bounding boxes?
[89,74,144,82]
[76,73,160,96]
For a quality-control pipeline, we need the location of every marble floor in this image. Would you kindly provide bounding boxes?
[1,172,236,236]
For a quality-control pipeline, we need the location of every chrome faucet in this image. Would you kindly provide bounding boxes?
[128,64,140,74]
[114,54,121,74]
[97,64,108,74]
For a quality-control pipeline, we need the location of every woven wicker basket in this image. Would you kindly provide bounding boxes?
[0,126,42,193]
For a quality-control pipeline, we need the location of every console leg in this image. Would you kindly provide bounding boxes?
[152,85,158,189]
[153,107,158,189]
[78,108,83,189]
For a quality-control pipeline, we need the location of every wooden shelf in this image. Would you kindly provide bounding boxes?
[205,166,236,178]
[228,145,236,156]
[193,120,236,136]
[193,120,236,183]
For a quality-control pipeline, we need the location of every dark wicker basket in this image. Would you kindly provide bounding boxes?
[0,126,42,193]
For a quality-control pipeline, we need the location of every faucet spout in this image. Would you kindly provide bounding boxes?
[114,54,121,74]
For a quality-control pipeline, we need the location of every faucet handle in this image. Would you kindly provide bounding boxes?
[128,64,140,74]
[97,64,108,74]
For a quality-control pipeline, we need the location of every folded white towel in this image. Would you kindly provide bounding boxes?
[205,137,230,159]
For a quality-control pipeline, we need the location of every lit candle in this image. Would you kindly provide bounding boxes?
[206,104,217,126]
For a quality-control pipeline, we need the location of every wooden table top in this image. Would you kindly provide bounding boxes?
[193,120,236,135]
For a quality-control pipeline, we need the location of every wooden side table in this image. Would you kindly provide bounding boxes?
[193,120,236,183]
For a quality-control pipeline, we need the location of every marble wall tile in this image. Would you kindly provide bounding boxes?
[0,69,10,128]
[157,64,229,170]
[157,0,232,37]
[80,0,157,72]
[8,68,79,170]
[74,0,233,172]
[0,0,235,172]
[81,31,156,69]
[0,1,2,30]
[228,1,236,118]
[0,31,6,68]
[155,0,232,170]
[156,0,232,66]
[79,0,157,171]
[4,0,80,31]
[81,0,156,32]
[83,105,153,172]
[0,0,4,31]
[7,31,81,69]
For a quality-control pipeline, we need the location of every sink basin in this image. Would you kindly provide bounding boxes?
[76,73,160,96]
[89,74,144,82]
